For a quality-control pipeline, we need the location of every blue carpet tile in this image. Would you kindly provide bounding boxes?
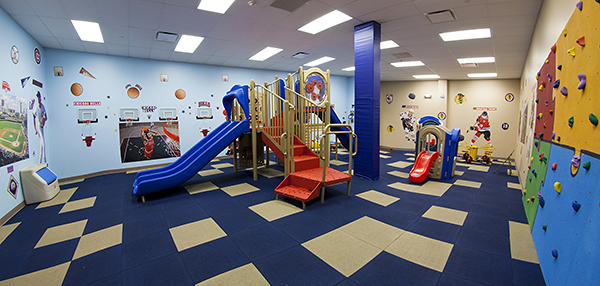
[0,150,546,285]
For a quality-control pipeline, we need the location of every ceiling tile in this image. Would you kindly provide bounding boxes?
[381,14,431,33]
[128,27,155,48]
[207,14,251,40]
[34,36,63,49]
[96,0,128,26]
[60,0,99,22]
[163,0,199,8]
[317,0,359,9]
[26,0,67,18]
[205,55,229,66]
[82,42,108,54]
[411,0,487,14]
[149,48,171,60]
[11,15,54,37]
[129,46,151,58]
[339,0,407,18]
[56,38,85,52]
[187,53,211,64]
[355,1,420,23]
[233,20,272,44]
[275,0,330,29]
[101,24,129,45]
[445,38,494,58]
[169,52,191,62]
[213,41,247,57]
[195,38,227,56]
[106,44,129,56]
[184,10,221,36]
[0,0,36,15]
[250,5,290,24]
[151,38,177,51]
[488,0,542,17]
[128,0,162,30]
[157,4,193,32]
[452,4,489,20]
[41,17,79,39]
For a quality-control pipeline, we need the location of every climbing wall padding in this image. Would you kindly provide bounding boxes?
[552,0,600,153]
[531,142,600,286]
[522,139,552,230]
[535,51,556,140]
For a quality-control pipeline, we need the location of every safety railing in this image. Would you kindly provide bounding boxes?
[319,124,357,177]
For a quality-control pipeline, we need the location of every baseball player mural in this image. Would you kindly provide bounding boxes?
[33,91,47,163]
[470,111,492,146]
[399,109,416,142]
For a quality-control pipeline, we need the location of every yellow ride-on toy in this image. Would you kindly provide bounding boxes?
[459,142,496,164]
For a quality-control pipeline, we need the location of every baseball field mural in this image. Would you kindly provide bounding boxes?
[0,91,28,167]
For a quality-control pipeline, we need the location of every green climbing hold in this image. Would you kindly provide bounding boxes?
[535,99,539,103]
[543,225,547,231]
[589,113,598,126]
[539,133,544,140]
[542,157,548,164]
[568,116,574,127]
[583,161,591,170]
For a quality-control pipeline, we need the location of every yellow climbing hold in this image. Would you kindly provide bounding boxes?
[536,74,539,80]
[545,58,549,64]
[531,157,534,163]
[523,189,527,195]
[554,182,562,194]
[527,198,531,202]
[568,47,576,57]
[563,28,567,37]
[539,113,543,119]
[539,85,543,91]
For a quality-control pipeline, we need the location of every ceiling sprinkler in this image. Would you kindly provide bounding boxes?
[248,0,257,6]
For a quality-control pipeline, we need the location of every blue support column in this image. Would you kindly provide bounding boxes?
[354,21,380,180]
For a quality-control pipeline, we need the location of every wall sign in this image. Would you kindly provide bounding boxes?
[473,107,497,111]
[437,112,447,120]
[454,93,466,104]
[33,47,41,65]
[401,105,418,109]
[385,94,393,104]
[11,45,18,64]
[505,93,514,102]
[74,101,101,106]
[502,122,510,130]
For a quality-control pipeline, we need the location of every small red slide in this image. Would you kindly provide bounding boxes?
[409,150,439,184]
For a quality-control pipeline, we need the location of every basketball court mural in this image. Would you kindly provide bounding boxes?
[0,91,29,167]
[118,120,180,163]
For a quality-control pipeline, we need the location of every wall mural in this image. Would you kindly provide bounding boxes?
[118,121,181,163]
[0,90,29,167]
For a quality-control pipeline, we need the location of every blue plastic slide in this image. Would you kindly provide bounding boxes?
[328,107,356,151]
[133,119,249,197]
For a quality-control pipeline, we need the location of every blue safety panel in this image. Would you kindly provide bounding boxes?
[36,167,57,185]
[223,85,249,121]
[354,21,381,181]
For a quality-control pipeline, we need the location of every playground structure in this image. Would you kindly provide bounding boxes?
[409,116,462,183]
[459,142,496,164]
[133,67,356,208]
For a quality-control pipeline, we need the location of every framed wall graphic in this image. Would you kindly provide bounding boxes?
[160,74,168,82]
[11,45,19,64]
[53,67,63,76]
[7,175,18,199]
[77,108,98,123]
[0,91,29,167]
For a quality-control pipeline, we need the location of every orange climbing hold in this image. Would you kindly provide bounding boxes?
[576,36,585,46]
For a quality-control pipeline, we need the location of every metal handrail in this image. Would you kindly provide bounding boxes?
[318,123,357,181]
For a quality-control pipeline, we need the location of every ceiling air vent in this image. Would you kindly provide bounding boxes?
[270,0,310,12]
[393,52,412,59]
[291,52,310,59]
[460,63,479,68]
[156,31,178,43]
[425,10,456,24]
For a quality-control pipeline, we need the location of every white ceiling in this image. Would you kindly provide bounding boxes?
[0,0,542,80]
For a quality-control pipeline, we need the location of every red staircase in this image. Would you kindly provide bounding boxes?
[261,130,352,208]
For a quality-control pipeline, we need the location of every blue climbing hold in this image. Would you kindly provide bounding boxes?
[553,79,560,88]
[532,169,537,177]
[573,201,581,212]
[539,196,545,208]
[558,65,562,70]
[535,141,539,147]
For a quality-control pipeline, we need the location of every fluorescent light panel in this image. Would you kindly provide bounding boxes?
[305,56,335,67]
[413,74,440,79]
[439,28,491,42]
[381,40,399,50]
[197,0,235,14]
[468,73,498,78]
[457,57,495,64]
[250,47,283,61]
[298,10,352,35]
[174,35,204,53]
[391,61,424,68]
[71,20,104,43]
[342,66,355,71]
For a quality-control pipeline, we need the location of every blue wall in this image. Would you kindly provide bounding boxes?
[0,7,47,218]
[43,49,353,179]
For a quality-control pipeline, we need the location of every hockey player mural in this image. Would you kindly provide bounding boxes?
[470,111,492,146]
[399,109,416,142]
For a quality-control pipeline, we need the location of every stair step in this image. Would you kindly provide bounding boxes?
[275,185,316,201]
[292,167,352,186]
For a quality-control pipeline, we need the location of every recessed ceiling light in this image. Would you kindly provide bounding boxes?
[342,66,355,71]
[457,57,495,64]
[305,56,335,67]
[413,74,440,79]
[197,0,235,14]
[298,10,352,35]
[249,47,283,61]
[467,73,498,78]
[71,20,104,43]
[381,40,399,50]
[391,61,424,68]
[174,35,204,53]
[439,28,491,42]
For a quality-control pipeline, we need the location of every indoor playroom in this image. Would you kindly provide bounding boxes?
[0,0,597,285]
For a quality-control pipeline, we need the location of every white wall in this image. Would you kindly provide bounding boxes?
[0,7,47,219]
[43,49,353,179]
[516,0,579,185]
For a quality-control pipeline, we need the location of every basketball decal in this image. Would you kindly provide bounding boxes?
[125,83,142,99]
[71,83,83,96]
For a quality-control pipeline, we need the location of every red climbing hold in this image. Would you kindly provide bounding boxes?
[576,36,585,46]
[551,44,557,54]
[552,163,557,170]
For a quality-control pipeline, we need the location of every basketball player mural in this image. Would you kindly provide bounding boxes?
[470,111,492,146]
[33,91,47,163]
[399,109,416,142]
[140,127,158,159]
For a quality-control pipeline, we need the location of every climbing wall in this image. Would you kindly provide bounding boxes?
[535,51,556,140]
[531,143,600,286]
[552,0,600,153]
[522,139,552,230]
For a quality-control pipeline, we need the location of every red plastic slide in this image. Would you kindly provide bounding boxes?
[409,150,439,184]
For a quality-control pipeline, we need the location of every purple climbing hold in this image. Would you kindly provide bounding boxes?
[576,1,583,11]
[552,131,556,139]
[557,136,561,142]
[537,71,541,77]
[547,74,552,82]
[539,196,545,208]
[558,64,562,70]
[561,86,568,96]
[545,100,548,106]
[572,155,581,168]
[553,79,560,88]
[552,249,559,258]
[572,201,581,212]
[578,73,586,90]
